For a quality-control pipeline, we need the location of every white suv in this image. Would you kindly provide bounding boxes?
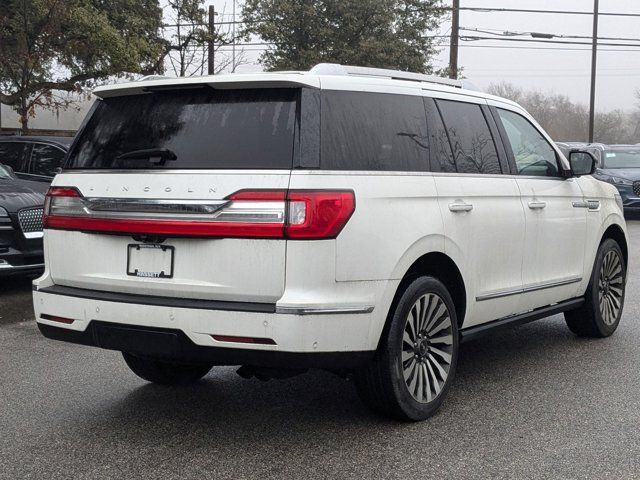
[34,64,628,421]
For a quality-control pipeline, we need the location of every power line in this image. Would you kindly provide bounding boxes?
[460,27,640,44]
[460,35,640,49]
[458,7,640,18]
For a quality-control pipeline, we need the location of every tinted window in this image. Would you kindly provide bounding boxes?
[436,100,501,174]
[497,108,559,177]
[424,98,455,172]
[321,91,429,171]
[30,144,66,177]
[66,88,297,170]
[0,142,26,170]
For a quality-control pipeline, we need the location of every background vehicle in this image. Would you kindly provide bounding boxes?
[0,136,72,182]
[557,142,640,215]
[34,65,628,421]
[0,164,47,276]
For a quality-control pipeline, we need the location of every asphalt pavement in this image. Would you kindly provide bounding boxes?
[1,224,640,479]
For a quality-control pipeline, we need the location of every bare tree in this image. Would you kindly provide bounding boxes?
[160,1,248,77]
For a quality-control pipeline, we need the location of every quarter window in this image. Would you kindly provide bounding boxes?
[496,108,559,177]
[30,144,66,177]
[321,91,429,171]
[436,100,502,175]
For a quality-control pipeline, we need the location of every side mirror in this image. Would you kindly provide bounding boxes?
[0,164,16,178]
[568,150,596,177]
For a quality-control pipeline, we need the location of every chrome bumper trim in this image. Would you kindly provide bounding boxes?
[275,305,374,315]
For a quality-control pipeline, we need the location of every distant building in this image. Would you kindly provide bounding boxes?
[0,93,94,137]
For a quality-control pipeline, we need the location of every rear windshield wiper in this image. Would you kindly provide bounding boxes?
[116,148,177,164]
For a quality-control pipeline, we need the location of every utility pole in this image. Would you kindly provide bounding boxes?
[588,0,599,142]
[449,0,460,79]
[208,5,216,75]
[232,0,237,72]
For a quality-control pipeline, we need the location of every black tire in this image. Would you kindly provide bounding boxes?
[354,276,459,421]
[122,352,213,385]
[565,238,626,338]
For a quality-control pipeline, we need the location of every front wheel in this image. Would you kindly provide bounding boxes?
[565,238,626,337]
[123,352,213,385]
[354,276,459,421]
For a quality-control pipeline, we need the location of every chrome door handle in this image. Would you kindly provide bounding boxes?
[448,202,473,212]
[528,201,547,210]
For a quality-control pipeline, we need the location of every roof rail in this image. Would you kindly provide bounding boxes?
[308,63,464,89]
[138,75,169,82]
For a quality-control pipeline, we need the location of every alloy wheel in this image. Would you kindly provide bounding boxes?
[598,250,624,326]
[401,293,454,403]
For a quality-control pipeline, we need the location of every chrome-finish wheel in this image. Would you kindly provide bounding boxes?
[401,293,453,403]
[598,250,624,326]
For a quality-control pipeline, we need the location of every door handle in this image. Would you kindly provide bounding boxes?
[448,202,473,212]
[528,201,547,210]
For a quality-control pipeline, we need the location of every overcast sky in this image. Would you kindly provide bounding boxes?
[208,0,639,112]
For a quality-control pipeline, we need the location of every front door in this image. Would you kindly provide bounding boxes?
[492,106,587,312]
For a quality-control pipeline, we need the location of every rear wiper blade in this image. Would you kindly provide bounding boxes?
[116,148,177,164]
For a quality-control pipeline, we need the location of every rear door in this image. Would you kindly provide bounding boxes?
[46,87,299,304]
[429,97,526,327]
[491,106,586,311]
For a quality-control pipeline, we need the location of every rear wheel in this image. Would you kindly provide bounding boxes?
[122,352,213,385]
[355,276,459,421]
[565,238,626,337]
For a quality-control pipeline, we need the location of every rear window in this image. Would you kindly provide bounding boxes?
[66,88,298,170]
[320,91,429,171]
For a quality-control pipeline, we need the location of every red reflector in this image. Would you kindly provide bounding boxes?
[40,314,75,324]
[212,335,276,345]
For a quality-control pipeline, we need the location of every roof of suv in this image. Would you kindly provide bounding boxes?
[92,63,520,110]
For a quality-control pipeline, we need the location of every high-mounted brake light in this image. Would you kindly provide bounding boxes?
[43,187,355,240]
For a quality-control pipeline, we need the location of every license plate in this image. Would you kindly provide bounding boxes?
[127,244,174,279]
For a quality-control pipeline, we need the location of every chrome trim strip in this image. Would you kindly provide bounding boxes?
[275,305,374,315]
[23,231,44,239]
[476,276,583,302]
[0,262,44,271]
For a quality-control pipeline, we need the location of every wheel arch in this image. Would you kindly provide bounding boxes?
[601,223,628,267]
[376,252,467,353]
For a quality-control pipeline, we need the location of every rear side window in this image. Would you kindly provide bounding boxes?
[424,98,455,173]
[436,100,502,175]
[321,91,429,171]
[66,88,297,170]
[0,142,26,170]
[30,144,66,177]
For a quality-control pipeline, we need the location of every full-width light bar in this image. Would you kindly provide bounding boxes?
[43,187,355,240]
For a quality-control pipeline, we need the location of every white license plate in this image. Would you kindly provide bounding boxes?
[127,244,174,279]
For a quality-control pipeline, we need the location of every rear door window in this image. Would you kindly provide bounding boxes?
[30,144,66,177]
[0,142,27,171]
[66,88,298,170]
[321,91,429,171]
[436,99,502,175]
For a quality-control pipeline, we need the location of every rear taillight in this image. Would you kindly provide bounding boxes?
[44,187,355,240]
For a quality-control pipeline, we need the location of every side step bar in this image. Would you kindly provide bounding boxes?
[459,297,584,343]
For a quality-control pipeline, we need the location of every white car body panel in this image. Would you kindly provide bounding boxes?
[34,70,628,358]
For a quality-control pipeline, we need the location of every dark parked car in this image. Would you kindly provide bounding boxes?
[0,136,72,182]
[0,164,48,276]
[557,143,640,214]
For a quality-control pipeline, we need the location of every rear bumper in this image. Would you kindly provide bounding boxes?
[33,285,377,367]
[37,321,373,368]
